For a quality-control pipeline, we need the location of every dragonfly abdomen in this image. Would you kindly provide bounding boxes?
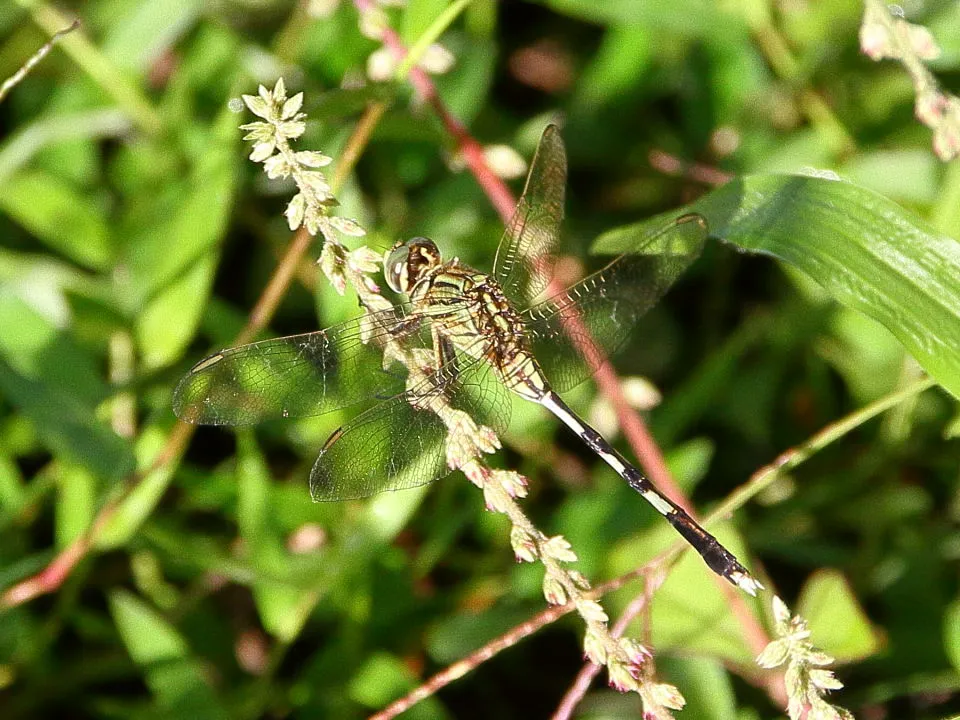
[538,390,760,595]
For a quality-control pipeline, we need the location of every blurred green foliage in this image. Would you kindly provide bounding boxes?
[0,1,958,719]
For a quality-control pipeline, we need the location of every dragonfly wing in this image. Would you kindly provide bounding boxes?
[492,124,567,306]
[310,343,511,500]
[522,214,708,393]
[173,304,432,426]
[310,391,450,500]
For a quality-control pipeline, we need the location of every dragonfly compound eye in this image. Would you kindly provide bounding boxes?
[385,237,441,293]
[384,243,411,293]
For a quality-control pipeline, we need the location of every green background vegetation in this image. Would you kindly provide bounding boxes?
[1,1,958,718]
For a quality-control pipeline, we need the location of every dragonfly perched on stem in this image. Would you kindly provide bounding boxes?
[174,125,761,595]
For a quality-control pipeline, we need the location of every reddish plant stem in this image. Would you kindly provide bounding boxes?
[367,485,790,720]
[240,227,313,345]
[370,546,781,720]
[368,602,574,720]
[5,224,310,609]
[1,420,195,608]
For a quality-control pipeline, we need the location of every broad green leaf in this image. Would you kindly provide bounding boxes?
[125,110,238,369]
[237,432,319,641]
[135,253,218,369]
[0,294,102,403]
[595,175,960,398]
[571,24,652,111]
[797,570,883,663]
[824,306,906,403]
[0,109,131,186]
[658,656,738,720]
[109,590,227,720]
[299,3,376,80]
[545,0,745,38]
[0,247,115,330]
[608,521,758,663]
[946,406,960,439]
[360,482,430,541]
[402,0,452,43]
[101,0,201,72]
[0,169,112,270]
[664,437,714,494]
[252,581,320,644]
[0,295,134,482]
[426,605,535,663]
[0,451,26,516]
[96,426,175,549]
[433,34,495,123]
[237,430,270,548]
[130,550,180,610]
[96,460,176,550]
[349,652,448,719]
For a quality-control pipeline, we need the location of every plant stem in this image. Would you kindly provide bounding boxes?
[0,17,78,103]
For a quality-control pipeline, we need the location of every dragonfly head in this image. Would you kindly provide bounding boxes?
[384,237,442,294]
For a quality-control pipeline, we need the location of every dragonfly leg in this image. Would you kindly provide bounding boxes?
[389,313,423,337]
[540,391,762,596]
[431,327,459,378]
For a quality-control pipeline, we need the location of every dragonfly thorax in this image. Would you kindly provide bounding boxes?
[384,236,443,294]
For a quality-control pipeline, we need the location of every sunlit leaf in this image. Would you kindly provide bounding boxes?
[607,521,759,664]
[349,651,447,719]
[945,597,960,674]
[0,170,112,270]
[0,296,134,481]
[55,464,96,549]
[596,175,960,398]
[658,657,737,720]
[101,0,202,71]
[125,110,238,369]
[109,590,228,720]
[797,570,883,663]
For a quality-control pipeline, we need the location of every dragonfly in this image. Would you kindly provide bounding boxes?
[174,125,760,595]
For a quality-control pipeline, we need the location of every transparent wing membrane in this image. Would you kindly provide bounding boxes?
[310,345,511,500]
[492,124,566,306]
[172,305,433,425]
[310,393,449,500]
[523,214,708,393]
